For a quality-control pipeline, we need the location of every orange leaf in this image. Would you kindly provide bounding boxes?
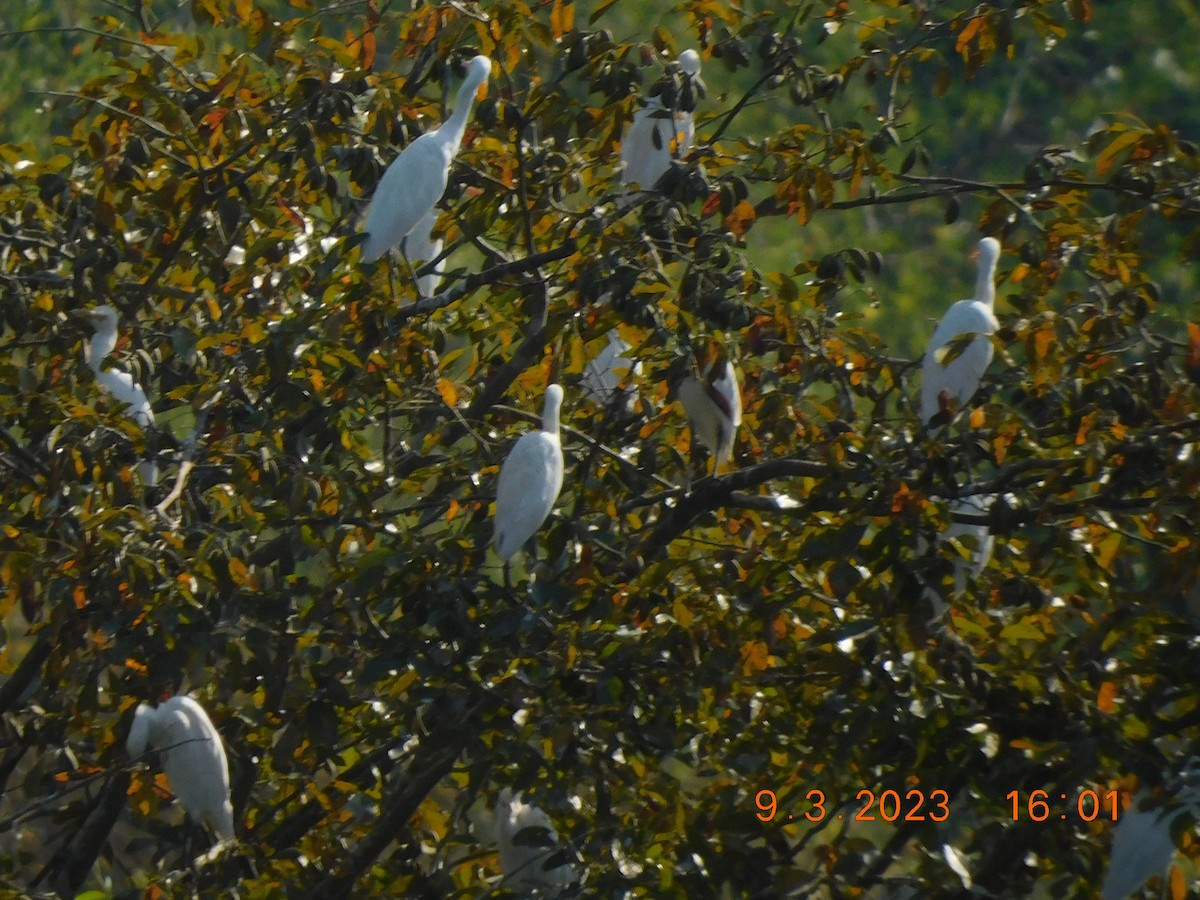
[723,199,757,237]
[969,407,985,429]
[229,558,250,585]
[360,29,376,70]
[550,0,574,40]
[1187,322,1200,371]
[437,378,459,407]
[770,613,788,642]
[1097,681,1117,713]
[446,498,460,522]
[1075,410,1098,446]
[701,191,721,217]
[274,193,305,229]
[955,15,983,54]
[73,584,87,610]
[740,640,770,675]
[1170,864,1185,900]
[125,657,149,675]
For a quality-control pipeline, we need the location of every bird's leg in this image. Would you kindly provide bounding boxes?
[398,245,422,298]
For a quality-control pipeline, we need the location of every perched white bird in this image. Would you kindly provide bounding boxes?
[493,384,565,561]
[1101,764,1200,900]
[677,358,742,469]
[619,50,701,189]
[360,55,492,273]
[581,329,640,409]
[126,695,234,845]
[920,237,1002,424]
[404,207,445,297]
[494,789,577,891]
[81,306,157,485]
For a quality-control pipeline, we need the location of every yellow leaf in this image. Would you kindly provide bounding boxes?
[999,619,1043,642]
[1096,533,1121,570]
[969,407,984,429]
[1095,129,1144,176]
[674,597,694,627]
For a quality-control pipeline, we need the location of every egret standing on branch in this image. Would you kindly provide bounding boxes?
[126,694,235,847]
[80,305,158,486]
[492,384,565,562]
[677,354,742,472]
[619,49,703,190]
[920,236,1002,425]
[360,54,492,293]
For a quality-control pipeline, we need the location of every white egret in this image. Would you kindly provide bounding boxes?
[81,306,158,485]
[126,694,234,846]
[619,50,702,190]
[581,329,640,410]
[360,54,492,283]
[920,237,1002,424]
[492,384,565,561]
[494,789,577,890]
[677,357,742,470]
[1101,764,1200,900]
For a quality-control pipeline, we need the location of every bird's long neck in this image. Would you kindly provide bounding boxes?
[975,256,997,308]
[440,78,481,155]
[542,388,563,435]
[89,330,116,371]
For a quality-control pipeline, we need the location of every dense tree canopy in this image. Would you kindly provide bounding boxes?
[2,0,1200,895]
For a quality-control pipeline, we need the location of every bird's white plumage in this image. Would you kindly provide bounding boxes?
[940,494,994,596]
[126,695,234,844]
[360,55,491,265]
[403,207,445,296]
[678,359,742,467]
[494,788,577,890]
[1101,769,1200,900]
[619,51,701,189]
[493,384,565,561]
[83,306,157,485]
[920,237,1002,424]
[581,329,640,408]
